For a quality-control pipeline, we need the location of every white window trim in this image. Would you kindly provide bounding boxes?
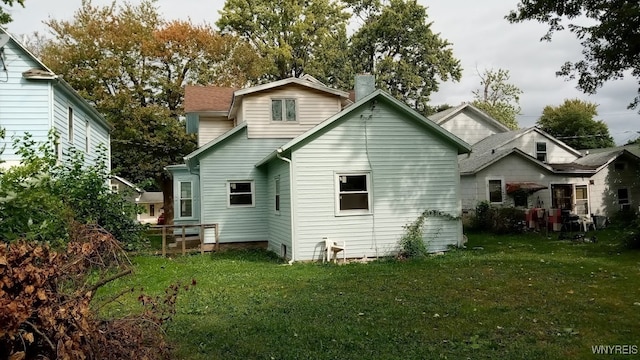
[487,178,504,204]
[334,172,373,216]
[227,180,255,208]
[179,181,194,218]
[274,176,281,215]
[270,98,298,123]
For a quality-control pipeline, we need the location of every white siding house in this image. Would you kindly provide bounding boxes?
[431,103,640,218]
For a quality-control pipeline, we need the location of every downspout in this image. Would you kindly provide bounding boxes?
[276,149,296,264]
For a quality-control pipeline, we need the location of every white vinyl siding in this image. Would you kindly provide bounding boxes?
[499,131,579,163]
[240,87,342,139]
[437,111,504,145]
[198,116,234,147]
[291,100,463,260]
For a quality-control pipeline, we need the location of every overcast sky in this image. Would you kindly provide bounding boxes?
[5,0,640,145]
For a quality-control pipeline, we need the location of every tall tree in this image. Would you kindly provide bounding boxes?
[537,99,616,149]
[350,0,462,114]
[40,0,264,223]
[507,0,640,112]
[471,68,522,130]
[0,0,24,25]
[217,0,351,86]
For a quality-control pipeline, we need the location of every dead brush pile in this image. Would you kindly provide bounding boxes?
[0,224,192,359]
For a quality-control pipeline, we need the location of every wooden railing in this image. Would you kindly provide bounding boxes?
[148,223,219,257]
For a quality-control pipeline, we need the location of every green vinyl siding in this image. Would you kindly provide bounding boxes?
[197,126,287,243]
[291,99,463,260]
[266,159,291,258]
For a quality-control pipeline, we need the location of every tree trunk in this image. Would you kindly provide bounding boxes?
[158,174,174,225]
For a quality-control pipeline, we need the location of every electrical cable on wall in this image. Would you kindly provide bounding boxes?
[363,99,378,257]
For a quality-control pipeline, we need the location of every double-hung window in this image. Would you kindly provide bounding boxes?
[336,173,371,215]
[536,142,547,162]
[228,181,254,207]
[180,181,193,217]
[618,188,630,211]
[274,176,281,213]
[488,179,503,204]
[68,107,74,143]
[271,99,297,122]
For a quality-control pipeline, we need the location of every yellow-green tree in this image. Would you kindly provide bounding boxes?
[40,0,265,222]
[537,99,616,149]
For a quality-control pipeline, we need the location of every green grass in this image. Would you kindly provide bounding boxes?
[100,229,640,359]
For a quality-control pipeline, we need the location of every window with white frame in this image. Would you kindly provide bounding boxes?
[488,179,503,203]
[274,176,280,213]
[228,181,254,207]
[179,181,193,217]
[68,107,74,143]
[336,173,371,214]
[149,204,155,217]
[536,142,547,162]
[271,99,297,122]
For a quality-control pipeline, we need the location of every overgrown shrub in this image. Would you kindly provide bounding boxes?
[0,132,146,249]
[468,202,526,234]
[0,224,192,359]
[397,210,460,258]
[473,201,491,231]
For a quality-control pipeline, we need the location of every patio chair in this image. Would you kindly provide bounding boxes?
[581,215,595,232]
[323,237,345,264]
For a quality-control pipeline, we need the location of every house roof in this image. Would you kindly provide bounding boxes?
[184,85,237,113]
[1,28,113,132]
[429,103,511,133]
[574,146,640,171]
[458,127,585,175]
[256,89,472,167]
[138,191,163,204]
[183,122,250,170]
[111,175,143,193]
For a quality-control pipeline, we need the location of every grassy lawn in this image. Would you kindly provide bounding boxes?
[99,228,640,359]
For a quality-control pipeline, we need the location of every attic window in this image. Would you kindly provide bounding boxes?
[536,142,547,162]
[271,99,297,122]
[614,162,626,171]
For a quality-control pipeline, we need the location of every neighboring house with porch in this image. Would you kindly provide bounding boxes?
[0,28,112,167]
[430,105,640,218]
[110,176,164,224]
[167,75,471,261]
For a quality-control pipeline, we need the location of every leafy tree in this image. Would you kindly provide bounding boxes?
[471,68,522,129]
[0,0,24,24]
[537,99,615,149]
[217,0,351,86]
[507,0,640,112]
[350,0,462,114]
[40,0,264,223]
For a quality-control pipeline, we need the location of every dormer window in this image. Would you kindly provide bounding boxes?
[271,99,297,122]
[536,142,547,162]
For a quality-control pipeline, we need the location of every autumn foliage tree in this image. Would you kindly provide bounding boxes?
[40,0,264,223]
